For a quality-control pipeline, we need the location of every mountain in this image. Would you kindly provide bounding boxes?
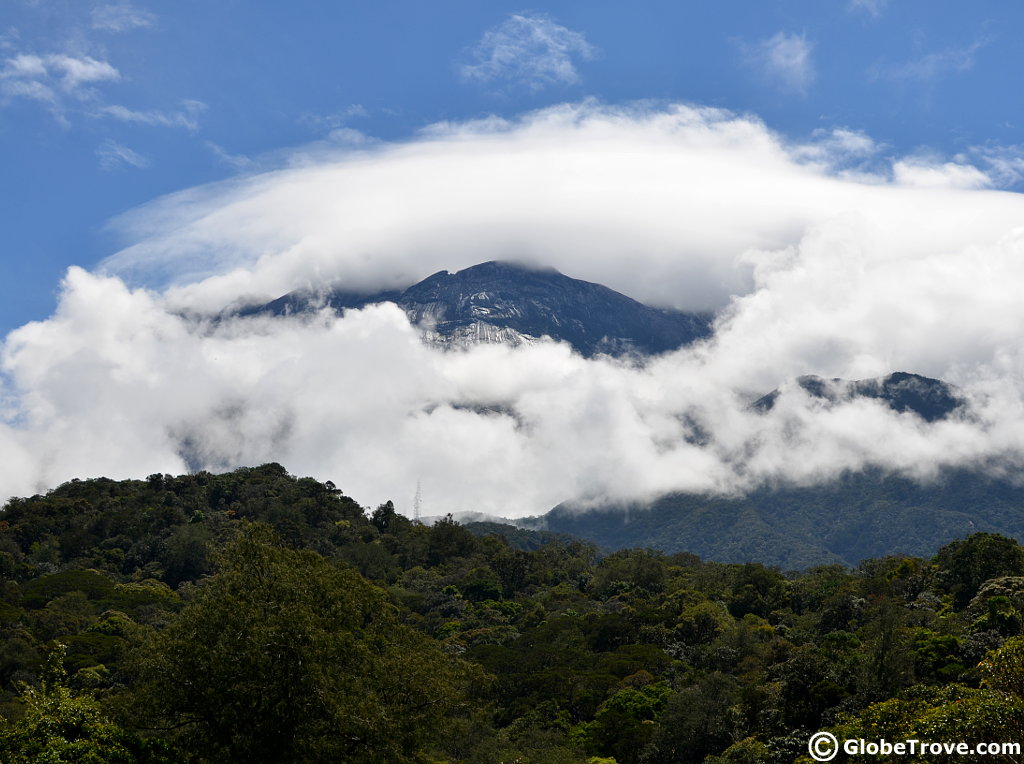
[539,468,1024,570]
[752,371,966,422]
[246,261,712,356]
[539,373,978,569]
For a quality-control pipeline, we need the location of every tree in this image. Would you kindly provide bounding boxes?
[0,644,172,764]
[936,533,1024,609]
[133,523,462,764]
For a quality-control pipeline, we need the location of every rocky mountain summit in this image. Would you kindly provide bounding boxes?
[248,260,712,357]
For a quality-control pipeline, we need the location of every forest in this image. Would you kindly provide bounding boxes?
[2,463,1024,762]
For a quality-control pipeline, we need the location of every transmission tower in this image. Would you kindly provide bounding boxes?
[413,479,422,522]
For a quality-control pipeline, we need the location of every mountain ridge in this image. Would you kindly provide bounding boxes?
[538,466,1024,569]
[752,371,967,422]
[245,260,713,357]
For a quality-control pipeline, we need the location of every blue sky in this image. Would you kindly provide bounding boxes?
[1,0,1021,336]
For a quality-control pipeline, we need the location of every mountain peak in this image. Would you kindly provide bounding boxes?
[247,261,712,357]
[753,371,965,422]
[456,260,559,277]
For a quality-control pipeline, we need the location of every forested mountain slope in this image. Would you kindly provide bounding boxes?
[543,468,1024,569]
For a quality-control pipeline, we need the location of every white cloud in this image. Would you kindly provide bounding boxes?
[892,158,991,189]
[96,139,149,170]
[101,102,1022,315]
[1,45,203,143]
[3,103,1024,516]
[745,32,815,95]
[299,104,369,132]
[790,127,880,174]
[460,13,596,91]
[91,4,157,33]
[100,99,206,131]
[970,145,1024,188]
[45,54,121,91]
[873,37,990,82]
[849,0,889,17]
[1,52,119,96]
[0,51,120,121]
[205,141,257,172]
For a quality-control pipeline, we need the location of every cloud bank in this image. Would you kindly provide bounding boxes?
[5,102,1024,518]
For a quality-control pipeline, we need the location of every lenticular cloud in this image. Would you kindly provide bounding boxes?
[4,101,1024,516]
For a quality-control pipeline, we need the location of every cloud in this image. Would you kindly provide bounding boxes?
[205,141,257,172]
[849,0,888,17]
[872,37,991,82]
[970,145,1024,188]
[790,127,881,175]
[0,51,120,122]
[0,52,119,99]
[44,54,121,90]
[3,102,1024,517]
[460,13,596,91]
[96,139,149,170]
[100,99,206,131]
[892,158,991,189]
[91,4,157,33]
[1,43,203,147]
[299,104,369,133]
[100,101,1024,315]
[743,32,815,95]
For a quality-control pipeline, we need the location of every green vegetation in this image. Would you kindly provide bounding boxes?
[2,464,1024,762]
[543,467,1024,569]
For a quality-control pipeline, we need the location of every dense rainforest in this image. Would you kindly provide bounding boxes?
[2,464,1024,762]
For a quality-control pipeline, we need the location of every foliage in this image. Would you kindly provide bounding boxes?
[2,464,1024,762]
[132,524,460,763]
[0,644,171,763]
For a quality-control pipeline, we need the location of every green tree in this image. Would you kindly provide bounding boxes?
[133,523,462,764]
[0,644,172,764]
[936,533,1024,609]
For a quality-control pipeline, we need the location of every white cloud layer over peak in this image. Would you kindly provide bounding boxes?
[5,101,1024,517]
[103,101,1024,315]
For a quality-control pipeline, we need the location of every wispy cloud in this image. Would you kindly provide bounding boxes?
[206,141,256,172]
[791,127,882,175]
[91,4,156,33]
[0,52,120,101]
[0,52,120,123]
[299,104,368,133]
[871,36,991,82]
[962,144,1024,188]
[1,47,205,142]
[460,13,596,92]
[849,0,889,18]
[100,99,206,131]
[96,139,149,170]
[743,32,815,95]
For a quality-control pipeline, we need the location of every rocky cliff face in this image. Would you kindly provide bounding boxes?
[250,260,712,356]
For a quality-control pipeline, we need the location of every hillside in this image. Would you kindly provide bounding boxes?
[542,468,1024,569]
